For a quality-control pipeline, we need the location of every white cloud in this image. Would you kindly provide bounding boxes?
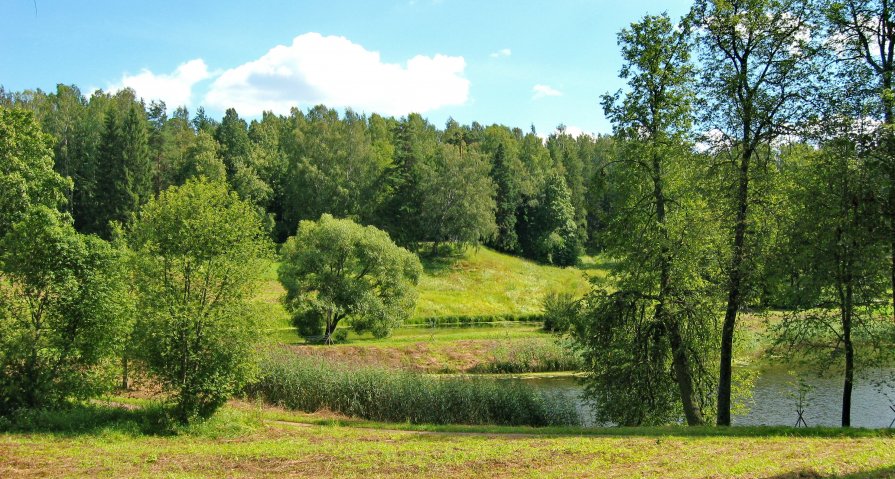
[532,84,562,100]
[108,59,210,108]
[204,32,470,116]
[490,48,512,58]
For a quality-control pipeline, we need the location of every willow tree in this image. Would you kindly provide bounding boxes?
[692,0,817,425]
[279,215,422,344]
[576,13,721,426]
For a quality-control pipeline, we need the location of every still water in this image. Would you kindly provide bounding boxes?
[507,368,895,428]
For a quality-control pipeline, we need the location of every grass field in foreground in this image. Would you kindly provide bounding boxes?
[3,403,894,478]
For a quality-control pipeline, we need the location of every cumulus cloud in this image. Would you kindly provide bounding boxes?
[108,59,210,108]
[532,84,562,100]
[490,48,512,58]
[204,32,470,116]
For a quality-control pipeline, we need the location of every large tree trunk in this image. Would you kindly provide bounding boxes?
[842,309,854,428]
[885,77,895,324]
[841,282,854,428]
[667,320,704,425]
[717,148,752,426]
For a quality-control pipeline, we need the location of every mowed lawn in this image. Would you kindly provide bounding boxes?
[3,404,894,478]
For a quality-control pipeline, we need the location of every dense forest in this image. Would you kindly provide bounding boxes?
[0,85,597,265]
[2,0,895,430]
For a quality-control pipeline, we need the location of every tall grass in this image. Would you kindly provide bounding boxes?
[469,338,582,374]
[247,353,580,427]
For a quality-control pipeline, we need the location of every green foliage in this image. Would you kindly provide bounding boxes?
[417,143,498,251]
[92,102,152,238]
[0,206,130,415]
[0,106,70,237]
[127,179,271,423]
[247,353,579,426]
[578,12,721,427]
[541,290,579,333]
[519,172,581,266]
[482,128,525,253]
[280,107,383,233]
[692,0,819,425]
[178,130,226,183]
[279,214,422,343]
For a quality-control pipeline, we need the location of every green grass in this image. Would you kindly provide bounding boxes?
[3,402,895,478]
[415,247,594,318]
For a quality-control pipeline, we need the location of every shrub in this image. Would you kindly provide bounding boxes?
[469,338,582,374]
[542,291,580,333]
[0,207,130,416]
[128,179,271,423]
[404,313,543,327]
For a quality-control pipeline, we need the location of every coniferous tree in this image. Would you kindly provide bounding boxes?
[92,103,151,237]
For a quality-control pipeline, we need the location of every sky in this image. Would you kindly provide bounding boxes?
[1,0,693,136]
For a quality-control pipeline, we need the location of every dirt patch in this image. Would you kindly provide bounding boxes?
[283,340,499,372]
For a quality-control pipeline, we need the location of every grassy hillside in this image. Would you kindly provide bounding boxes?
[414,247,598,319]
[257,247,606,332]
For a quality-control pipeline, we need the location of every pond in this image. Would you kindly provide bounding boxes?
[503,368,895,428]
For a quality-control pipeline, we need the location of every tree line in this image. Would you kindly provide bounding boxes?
[0,85,604,266]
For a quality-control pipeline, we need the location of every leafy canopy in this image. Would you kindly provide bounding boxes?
[127,178,271,423]
[0,206,130,414]
[279,214,422,343]
[0,106,71,237]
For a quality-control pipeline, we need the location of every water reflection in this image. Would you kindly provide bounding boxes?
[502,368,895,428]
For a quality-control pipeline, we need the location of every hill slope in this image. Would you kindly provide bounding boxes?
[257,246,605,333]
[414,247,595,319]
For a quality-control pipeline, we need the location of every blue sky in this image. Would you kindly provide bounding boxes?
[2,0,692,136]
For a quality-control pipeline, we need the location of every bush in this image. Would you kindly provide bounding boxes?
[0,207,130,416]
[246,353,579,427]
[542,291,580,333]
[128,179,271,423]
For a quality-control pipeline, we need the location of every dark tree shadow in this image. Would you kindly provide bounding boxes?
[1,402,176,437]
[763,466,895,478]
[419,246,465,275]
